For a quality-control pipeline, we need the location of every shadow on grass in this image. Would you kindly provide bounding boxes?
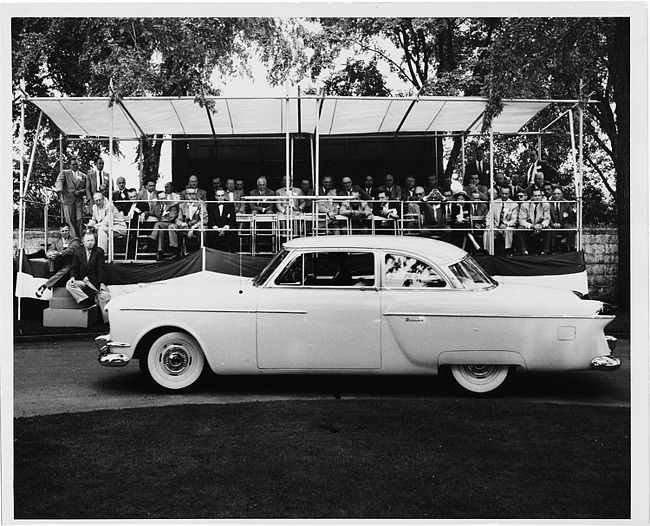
[14,399,630,520]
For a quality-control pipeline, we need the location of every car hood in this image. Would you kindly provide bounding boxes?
[108,271,256,311]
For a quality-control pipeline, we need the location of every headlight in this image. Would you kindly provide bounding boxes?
[598,302,617,316]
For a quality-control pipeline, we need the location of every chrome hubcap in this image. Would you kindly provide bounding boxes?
[162,345,190,375]
[465,365,495,379]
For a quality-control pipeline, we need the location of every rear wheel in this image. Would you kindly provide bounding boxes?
[449,364,514,395]
[141,331,206,391]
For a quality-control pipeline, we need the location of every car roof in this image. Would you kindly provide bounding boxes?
[283,235,467,266]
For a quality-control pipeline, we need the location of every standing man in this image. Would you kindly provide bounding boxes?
[87,157,110,201]
[524,148,559,186]
[66,230,111,325]
[54,155,86,238]
[207,189,238,252]
[400,175,418,201]
[378,174,401,200]
[360,175,375,201]
[464,145,489,186]
[211,177,223,199]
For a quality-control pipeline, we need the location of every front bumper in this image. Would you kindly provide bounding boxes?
[590,336,620,371]
[95,334,131,368]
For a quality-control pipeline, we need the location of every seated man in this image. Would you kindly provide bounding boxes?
[171,188,207,255]
[549,187,576,252]
[484,187,518,255]
[463,173,489,201]
[66,230,111,325]
[207,189,237,252]
[373,191,401,234]
[137,179,161,222]
[316,176,341,234]
[87,191,127,253]
[338,191,371,234]
[35,225,82,297]
[148,190,180,260]
[517,188,552,255]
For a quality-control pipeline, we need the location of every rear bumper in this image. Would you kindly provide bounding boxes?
[591,336,620,370]
[95,334,131,368]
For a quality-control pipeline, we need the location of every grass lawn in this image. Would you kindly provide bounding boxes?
[14,399,629,519]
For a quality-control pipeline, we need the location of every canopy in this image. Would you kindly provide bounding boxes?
[26,95,557,139]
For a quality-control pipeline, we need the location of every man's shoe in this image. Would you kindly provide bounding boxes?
[35,285,47,298]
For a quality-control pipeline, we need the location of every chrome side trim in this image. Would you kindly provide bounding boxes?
[120,308,307,314]
[383,312,616,320]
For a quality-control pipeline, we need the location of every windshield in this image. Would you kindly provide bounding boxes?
[449,256,497,290]
[253,249,290,287]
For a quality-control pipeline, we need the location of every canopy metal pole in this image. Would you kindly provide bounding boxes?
[567,109,580,249]
[488,129,495,254]
[578,105,584,251]
[537,135,542,159]
[23,111,43,197]
[108,86,115,263]
[285,90,291,239]
[461,134,466,183]
[59,134,63,231]
[17,83,26,321]
[315,96,320,196]
[138,136,144,188]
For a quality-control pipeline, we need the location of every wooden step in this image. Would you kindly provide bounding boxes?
[43,306,98,327]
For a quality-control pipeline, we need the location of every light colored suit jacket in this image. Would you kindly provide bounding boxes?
[518,201,551,229]
[55,170,87,204]
[489,199,519,228]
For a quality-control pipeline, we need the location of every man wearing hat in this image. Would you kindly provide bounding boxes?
[449,189,472,248]
[54,155,87,238]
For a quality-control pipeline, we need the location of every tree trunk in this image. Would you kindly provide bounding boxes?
[608,19,630,310]
[140,136,163,185]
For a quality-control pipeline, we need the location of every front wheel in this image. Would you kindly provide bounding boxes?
[449,364,514,396]
[141,331,206,391]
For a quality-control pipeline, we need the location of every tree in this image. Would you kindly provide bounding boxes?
[483,17,629,308]
[321,58,390,96]
[12,17,303,182]
[306,18,500,178]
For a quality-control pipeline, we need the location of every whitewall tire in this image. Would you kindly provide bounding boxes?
[449,364,513,395]
[142,331,206,391]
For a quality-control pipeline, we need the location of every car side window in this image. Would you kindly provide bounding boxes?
[276,252,375,287]
[384,253,447,288]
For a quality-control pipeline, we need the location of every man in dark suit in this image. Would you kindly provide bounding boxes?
[66,230,111,324]
[86,157,110,201]
[549,186,576,252]
[524,148,559,186]
[207,189,237,252]
[112,176,130,214]
[377,174,401,201]
[54,156,86,238]
[464,146,489,186]
[400,175,418,201]
[360,175,375,201]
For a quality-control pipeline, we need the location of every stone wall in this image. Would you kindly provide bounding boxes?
[582,227,619,302]
[13,226,620,301]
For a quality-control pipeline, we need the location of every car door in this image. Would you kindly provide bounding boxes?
[256,250,381,369]
[380,251,457,368]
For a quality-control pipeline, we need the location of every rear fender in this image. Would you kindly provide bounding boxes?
[438,350,527,369]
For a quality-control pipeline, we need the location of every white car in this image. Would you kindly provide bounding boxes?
[96,236,620,395]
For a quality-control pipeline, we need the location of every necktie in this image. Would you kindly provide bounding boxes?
[555,203,560,218]
[499,203,505,225]
[219,204,223,215]
[534,203,539,221]
[97,171,102,189]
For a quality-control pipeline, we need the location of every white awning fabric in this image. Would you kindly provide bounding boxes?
[27,95,556,139]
